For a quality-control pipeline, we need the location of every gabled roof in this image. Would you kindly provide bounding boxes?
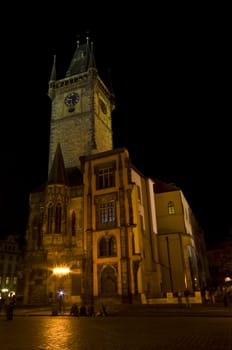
[153,178,180,193]
[31,145,83,192]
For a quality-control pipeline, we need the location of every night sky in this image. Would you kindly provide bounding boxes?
[0,5,231,248]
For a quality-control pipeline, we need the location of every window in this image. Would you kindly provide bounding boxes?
[55,204,62,233]
[95,193,117,229]
[47,203,62,233]
[108,236,117,256]
[168,201,175,215]
[98,236,117,257]
[47,204,53,233]
[95,162,116,190]
[99,238,107,256]
[71,211,76,236]
[99,201,115,225]
[99,167,114,189]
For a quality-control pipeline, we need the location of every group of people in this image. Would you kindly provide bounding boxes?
[69,303,107,317]
[202,285,231,307]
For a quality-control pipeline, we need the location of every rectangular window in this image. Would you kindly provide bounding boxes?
[100,201,115,224]
[95,162,116,190]
[98,167,114,189]
[97,200,116,229]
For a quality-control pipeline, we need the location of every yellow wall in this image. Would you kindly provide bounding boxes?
[155,191,186,234]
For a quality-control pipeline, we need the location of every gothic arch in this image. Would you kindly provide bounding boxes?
[100,265,117,297]
[98,235,117,257]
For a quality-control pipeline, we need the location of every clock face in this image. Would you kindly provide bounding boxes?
[99,99,107,114]
[64,92,80,107]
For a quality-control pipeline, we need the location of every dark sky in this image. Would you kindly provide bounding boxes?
[0,5,231,248]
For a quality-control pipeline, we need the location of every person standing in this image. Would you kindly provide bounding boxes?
[5,293,16,320]
[223,287,229,307]
[184,289,191,308]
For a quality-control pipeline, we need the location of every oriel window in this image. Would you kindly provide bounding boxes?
[99,201,115,224]
[97,167,115,189]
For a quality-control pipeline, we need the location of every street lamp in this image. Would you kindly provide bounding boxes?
[53,267,70,314]
[53,267,70,275]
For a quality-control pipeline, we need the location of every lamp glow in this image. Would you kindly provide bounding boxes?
[53,267,70,275]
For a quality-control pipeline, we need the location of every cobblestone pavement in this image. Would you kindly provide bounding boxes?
[0,315,231,350]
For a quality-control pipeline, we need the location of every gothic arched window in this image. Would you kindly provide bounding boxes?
[98,236,117,257]
[47,204,53,233]
[108,236,117,256]
[71,211,76,236]
[55,203,62,233]
[99,238,107,257]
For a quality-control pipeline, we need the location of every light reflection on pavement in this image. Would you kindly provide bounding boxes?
[0,316,231,350]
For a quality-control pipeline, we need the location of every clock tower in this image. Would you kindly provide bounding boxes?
[22,33,208,309]
[48,35,115,172]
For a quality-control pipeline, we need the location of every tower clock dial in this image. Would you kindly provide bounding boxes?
[64,92,80,107]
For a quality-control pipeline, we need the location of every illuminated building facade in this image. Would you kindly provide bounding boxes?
[0,235,23,300]
[154,179,210,295]
[23,36,209,309]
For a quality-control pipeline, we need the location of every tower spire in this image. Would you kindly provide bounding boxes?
[49,55,56,82]
[86,29,90,46]
[76,33,80,48]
